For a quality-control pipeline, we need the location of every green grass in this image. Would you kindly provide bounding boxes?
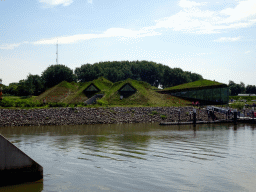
[229,102,246,110]
[33,77,113,104]
[0,96,43,108]
[97,78,190,107]
[162,79,226,92]
[229,96,256,102]
[34,81,78,103]
[228,96,256,110]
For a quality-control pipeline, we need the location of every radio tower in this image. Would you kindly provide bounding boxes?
[56,39,58,65]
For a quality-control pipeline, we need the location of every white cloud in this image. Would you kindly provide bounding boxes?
[220,0,256,23]
[0,43,22,50]
[214,37,241,42]
[39,0,73,7]
[33,27,161,45]
[87,0,92,4]
[245,51,251,54]
[151,0,256,34]
[179,0,206,8]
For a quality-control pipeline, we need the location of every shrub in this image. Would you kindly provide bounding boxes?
[160,114,167,120]
[97,99,108,106]
[151,111,158,115]
[229,102,245,110]
[48,102,67,107]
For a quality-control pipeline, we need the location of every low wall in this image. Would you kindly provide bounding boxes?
[0,106,242,127]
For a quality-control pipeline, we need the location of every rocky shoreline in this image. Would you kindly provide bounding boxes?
[0,106,249,127]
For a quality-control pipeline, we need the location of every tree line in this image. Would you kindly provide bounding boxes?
[229,81,256,96]
[2,60,255,96]
[2,61,203,96]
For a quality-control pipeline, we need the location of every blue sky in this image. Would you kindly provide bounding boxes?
[0,0,255,86]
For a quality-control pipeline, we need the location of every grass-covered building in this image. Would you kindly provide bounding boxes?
[158,79,229,105]
[96,78,188,107]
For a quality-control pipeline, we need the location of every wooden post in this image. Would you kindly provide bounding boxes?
[178,109,181,122]
[234,109,237,125]
[193,108,196,124]
[252,107,254,120]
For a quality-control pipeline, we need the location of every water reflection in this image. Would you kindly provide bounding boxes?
[0,123,256,191]
[0,180,43,192]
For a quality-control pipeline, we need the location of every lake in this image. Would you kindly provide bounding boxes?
[0,123,256,192]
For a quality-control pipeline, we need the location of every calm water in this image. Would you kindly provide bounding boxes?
[0,123,256,192]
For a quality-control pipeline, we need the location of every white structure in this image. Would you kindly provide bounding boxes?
[238,94,256,96]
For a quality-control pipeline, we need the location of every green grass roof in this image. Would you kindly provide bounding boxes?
[34,77,113,104]
[161,79,227,92]
[98,78,189,106]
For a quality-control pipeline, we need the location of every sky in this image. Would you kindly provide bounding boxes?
[0,0,255,86]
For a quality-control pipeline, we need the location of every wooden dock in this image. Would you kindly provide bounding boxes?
[160,118,256,125]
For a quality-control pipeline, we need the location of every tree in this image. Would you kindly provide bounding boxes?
[42,64,75,88]
[246,85,256,94]
[75,64,100,82]
[4,83,19,96]
[25,74,44,96]
[16,80,30,96]
[240,82,246,94]
[229,80,242,96]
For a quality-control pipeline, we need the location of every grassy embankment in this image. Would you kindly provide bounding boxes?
[34,77,113,106]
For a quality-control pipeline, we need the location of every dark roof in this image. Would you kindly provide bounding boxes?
[84,83,101,92]
[118,83,136,92]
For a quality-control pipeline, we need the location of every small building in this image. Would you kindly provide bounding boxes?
[84,83,101,92]
[83,83,101,99]
[157,80,229,105]
[118,83,136,97]
[238,94,256,96]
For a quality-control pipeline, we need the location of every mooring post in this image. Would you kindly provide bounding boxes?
[252,107,254,120]
[234,109,237,125]
[193,108,196,124]
[178,109,181,123]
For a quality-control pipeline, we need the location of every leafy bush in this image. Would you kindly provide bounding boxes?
[97,99,108,106]
[48,102,67,107]
[151,111,158,115]
[160,114,167,120]
[0,98,14,107]
[229,102,245,110]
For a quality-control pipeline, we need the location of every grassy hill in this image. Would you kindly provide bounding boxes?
[34,77,113,104]
[97,78,189,107]
[34,81,78,103]
[64,77,113,104]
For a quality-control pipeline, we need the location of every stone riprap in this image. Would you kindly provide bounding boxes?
[0,107,247,127]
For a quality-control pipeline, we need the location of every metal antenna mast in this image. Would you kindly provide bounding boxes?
[56,39,58,64]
